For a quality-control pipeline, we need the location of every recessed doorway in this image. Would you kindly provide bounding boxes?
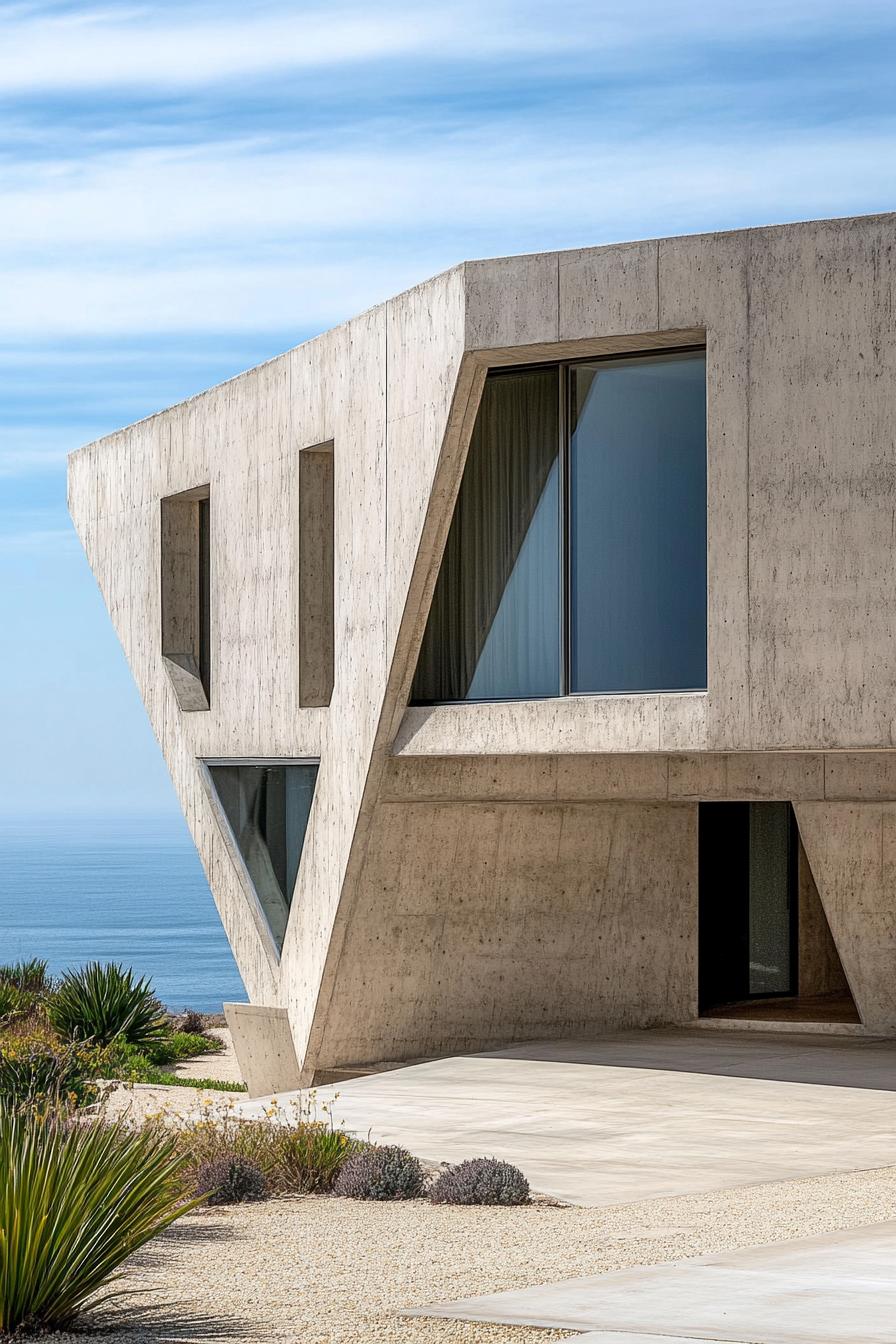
[698,802,859,1025]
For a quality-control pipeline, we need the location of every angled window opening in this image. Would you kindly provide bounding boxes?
[298,441,334,707]
[161,485,211,711]
[411,348,707,704]
[206,760,319,953]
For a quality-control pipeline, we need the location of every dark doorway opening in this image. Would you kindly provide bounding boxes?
[698,802,859,1024]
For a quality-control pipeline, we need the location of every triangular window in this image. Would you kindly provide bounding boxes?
[207,761,318,952]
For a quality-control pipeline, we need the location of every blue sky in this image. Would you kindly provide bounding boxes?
[2,0,896,817]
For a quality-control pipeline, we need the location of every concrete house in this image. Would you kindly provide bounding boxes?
[69,212,896,1093]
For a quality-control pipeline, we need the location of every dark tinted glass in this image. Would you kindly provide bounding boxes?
[208,763,318,952]
[698,801,797,1010]
[748,802,794,995]
[570,352,706,693]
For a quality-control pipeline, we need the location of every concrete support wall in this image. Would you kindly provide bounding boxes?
[224,1003,303,1097]
[797,836,849,1000]
[316,800,697,1069]
[795,803,896,1032]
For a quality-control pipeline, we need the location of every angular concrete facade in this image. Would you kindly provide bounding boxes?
[69,213,896,1090]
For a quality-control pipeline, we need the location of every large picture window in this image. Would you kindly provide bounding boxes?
[412,349,706,704]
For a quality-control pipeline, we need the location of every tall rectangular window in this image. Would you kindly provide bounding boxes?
[198,495,211,703]
[570,352,706,693]
[160,485,211,711]
[699,802,798,1011]
[411,349,706,704]
[298,442,334,707]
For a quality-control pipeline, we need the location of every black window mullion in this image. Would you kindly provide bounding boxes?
[559,363,570,697]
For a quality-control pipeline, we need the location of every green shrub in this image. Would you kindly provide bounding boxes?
[0,982,28,1023]
[195,1154,266,1205]
[333,1144,425,1201]
[0,1030,103,1109]
[428,1156,529,1206]
[96,1037,243,1091]
[0,958,51,994]
[48,962,167,1048]
[160,1075,245,1093]
[144,1030,222,1066]
[0,1106,195,1334]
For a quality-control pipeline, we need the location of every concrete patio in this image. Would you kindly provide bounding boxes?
[408,1218,896,1343]
[237,1027,896,1206]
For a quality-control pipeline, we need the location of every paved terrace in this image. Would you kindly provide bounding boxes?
[236,1027,896,1206]
[410,1220,896,1343]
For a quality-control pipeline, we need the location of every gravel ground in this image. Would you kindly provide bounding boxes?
[172,1028,243,1084]
[100,1029,243,1124]
[47,1161,896,1344]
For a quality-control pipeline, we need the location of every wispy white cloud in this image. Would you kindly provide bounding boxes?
[0,432,80,476]
[0,120,894,337]
[1,1,568,92]
[0,525,77,552]
[2,0,892,94]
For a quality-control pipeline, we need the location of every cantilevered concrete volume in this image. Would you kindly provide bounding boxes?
[69,213,896,1093]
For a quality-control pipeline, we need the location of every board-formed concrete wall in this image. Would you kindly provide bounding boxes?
[69,213,896,1085]
[317,799,697,1070]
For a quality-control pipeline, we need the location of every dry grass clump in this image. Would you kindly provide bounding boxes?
[150,1093,361,1197]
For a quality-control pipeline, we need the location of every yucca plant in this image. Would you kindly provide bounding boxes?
[0,1106,196,1334]
[48,962,167,1048]
[0,982,27,1023]
[0,958,51,995]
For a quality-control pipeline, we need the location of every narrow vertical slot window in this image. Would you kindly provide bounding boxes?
[298,442,334,707]
[160,485,211,711]
[198,495,211,703]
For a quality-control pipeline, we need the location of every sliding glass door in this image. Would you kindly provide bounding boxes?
[412,348,706,704]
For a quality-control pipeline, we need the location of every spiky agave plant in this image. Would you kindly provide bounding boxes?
[48,962,167,1048]
[0,1106,196,1334]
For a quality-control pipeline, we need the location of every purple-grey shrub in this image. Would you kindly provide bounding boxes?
[196,1154,267,1205]
[428,1157,529,1206]
[333,1144,425,1200]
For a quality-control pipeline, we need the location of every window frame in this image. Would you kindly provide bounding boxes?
[413,343,708,706]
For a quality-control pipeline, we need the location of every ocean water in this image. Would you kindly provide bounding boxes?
[0,815,246,1013]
